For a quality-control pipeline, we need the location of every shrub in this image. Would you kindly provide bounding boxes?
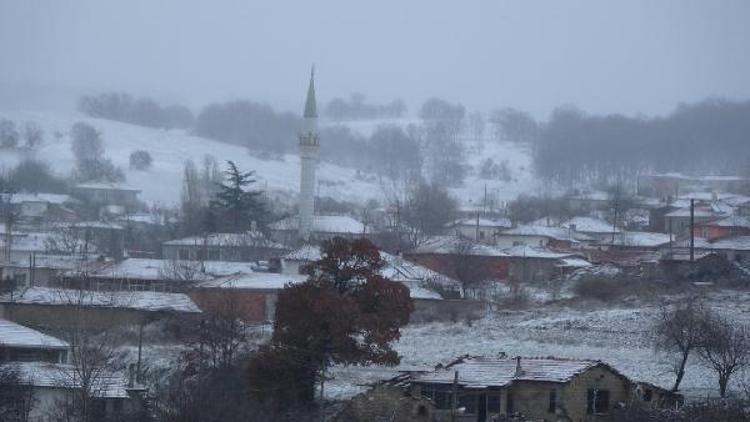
[129,150,153,170]
[573,278,629,301]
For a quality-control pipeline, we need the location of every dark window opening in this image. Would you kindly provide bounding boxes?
[487,394,501,413]
[458,394,478,414]
[506,391,514,414]
[643,389,653,402]
[548,390,557,413]
[587,389,610,415]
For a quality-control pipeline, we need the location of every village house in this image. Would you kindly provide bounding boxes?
[0,318,69,363]
[6,361,148,421]
[664,206,726,237]
[188,271,308,322]
[504,245,591,284]
[566,190,613,212]
[403,236,510,284]
[560,217,619,244]
[0,254,94,292]
[8,192,78,225]
[444,217,512,244]
[496,224,593,249]
[637,173,750,199]
[162,231,288,263]
[693,215,750,241]
[269,214,369,246]
[407,355,680,422]
[0,286,201,330]
[71,182,142,214]
[62,257,259,292]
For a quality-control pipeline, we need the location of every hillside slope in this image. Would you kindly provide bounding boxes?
[0,111,546,208]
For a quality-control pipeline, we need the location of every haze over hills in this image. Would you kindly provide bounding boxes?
[0,110,542,208]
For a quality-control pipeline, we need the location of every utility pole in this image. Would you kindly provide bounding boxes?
[451,370,459,422]
[690,198,695,263]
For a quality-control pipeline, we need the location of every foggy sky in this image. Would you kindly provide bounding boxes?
[2,0,749,118]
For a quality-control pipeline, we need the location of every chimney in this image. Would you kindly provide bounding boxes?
[514,356,523,378]
[128,363,136,388]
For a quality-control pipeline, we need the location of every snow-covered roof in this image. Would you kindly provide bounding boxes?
[10,193,72,205]
[557,258,593,268]
[412,355,614,388]
[74,182,141,192]
[704,236,750,251]
[162,231,286,249]
[2,287,201,313]
[283,244,322,261]
[195,272,307,290]
[608,231,672,248]
[570,191,610,201]
[502,245,578,260]
[116,213,165,225]
[406,284,443,300]
[445,217,512,229]
[501,225,593,242]
[72,221,125,230]
[2,254,95,270]
[560,217,619,234]
[8,362,139,397]
[0,318,68,349]
[82,258,260,281]
[269,215,369,234]
[409,236,508,257]
[665,207,725,218]
[380,252,460,288]
[701,216,750,229]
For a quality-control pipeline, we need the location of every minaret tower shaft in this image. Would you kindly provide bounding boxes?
[298,66,319,240]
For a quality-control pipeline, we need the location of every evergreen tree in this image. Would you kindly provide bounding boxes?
[210,161,266,232]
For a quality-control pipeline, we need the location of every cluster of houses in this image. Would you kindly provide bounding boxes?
[1,70,744,419]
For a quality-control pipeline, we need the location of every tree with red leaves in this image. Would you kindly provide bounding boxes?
[247,237,413,406]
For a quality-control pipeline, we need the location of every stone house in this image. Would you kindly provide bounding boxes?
[497,225,593,249]
[187,272,307,322]
[71,182,142,214]
[444,217,512,245]
[0,318,69,364]
[162,231,288,263]
[0,286,201,331]
[268,214,369,246]
[407,355,680,422]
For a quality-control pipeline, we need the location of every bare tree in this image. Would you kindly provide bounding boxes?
[54,286,126,422]
[448,238,485,298]
[0,363,35,422]
[22,121,44,149]
[697,314,750,398]
[652,298,709,392]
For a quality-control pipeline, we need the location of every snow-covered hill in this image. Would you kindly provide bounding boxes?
[0,111,546,208]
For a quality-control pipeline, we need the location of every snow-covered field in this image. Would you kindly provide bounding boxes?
[0,111,546,208]
[327,290,750,402]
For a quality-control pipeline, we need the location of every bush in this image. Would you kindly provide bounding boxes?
[129,150,153,170]
[0,119,19,148]
[573,278,629,301]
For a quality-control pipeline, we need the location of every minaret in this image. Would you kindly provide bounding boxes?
[298,66,319,240]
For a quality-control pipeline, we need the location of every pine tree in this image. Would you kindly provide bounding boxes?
[210,161,266,232]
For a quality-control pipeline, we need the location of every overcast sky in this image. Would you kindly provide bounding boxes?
[1,0,749,118]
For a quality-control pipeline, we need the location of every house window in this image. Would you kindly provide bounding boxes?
[208,249,220,260]
[458,394,477,414]
[586,389,610,415]
[548,390,557,413]
[479,231,486,240]
[113,399,123,412]
[643,389,653,402]
[420,384,453,410]
[487,394,501,413]
[506,391,514,414]
[178,249,189,260]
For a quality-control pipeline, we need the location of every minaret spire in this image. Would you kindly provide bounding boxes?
[304,65,317,118]
[298,65,320,241]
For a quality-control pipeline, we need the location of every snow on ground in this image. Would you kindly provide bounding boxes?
[0,111,384,207]
[0,111,547,208]
[326,290,750,401]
